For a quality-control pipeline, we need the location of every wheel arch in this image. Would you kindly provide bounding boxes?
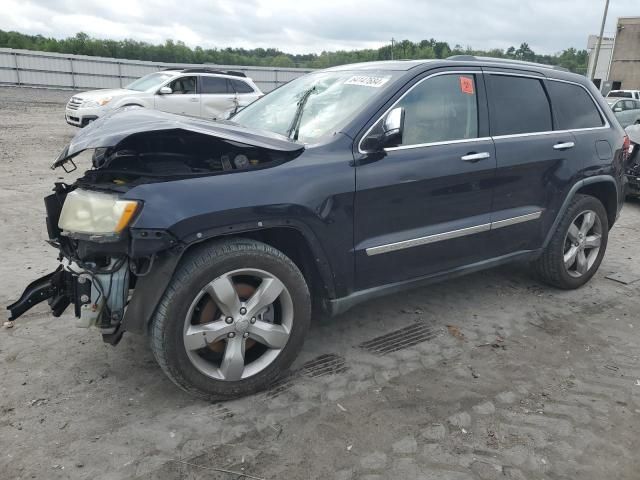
[122,224,335,335]
[542,175,619,249]
[113,97,148,109]
[576,180,618,228]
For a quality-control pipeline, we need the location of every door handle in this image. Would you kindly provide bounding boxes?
[461,152,491,162]
[553,141,575,150]
[189,97,199,102]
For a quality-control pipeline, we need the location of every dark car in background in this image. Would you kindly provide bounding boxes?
[8,56,628,400]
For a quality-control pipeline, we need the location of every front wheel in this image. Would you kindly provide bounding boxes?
[533,194,609,289]
[150,238,311,400]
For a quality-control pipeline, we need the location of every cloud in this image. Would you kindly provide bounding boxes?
[1,0,638,55]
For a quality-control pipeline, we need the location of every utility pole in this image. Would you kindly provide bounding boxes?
[591,0,610,82]
[391,38,395,60]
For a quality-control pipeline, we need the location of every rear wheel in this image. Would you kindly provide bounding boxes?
[150,238,311,400]
[534,194,608,289]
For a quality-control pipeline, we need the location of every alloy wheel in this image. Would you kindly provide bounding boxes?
[563,210,602,278]
[183,268,294,381]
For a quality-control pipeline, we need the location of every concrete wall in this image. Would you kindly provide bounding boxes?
[0,48,313,92]
[586,34,615,85]
[608,17,640,90]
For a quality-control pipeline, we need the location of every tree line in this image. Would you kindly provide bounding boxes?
[0,30,588,74]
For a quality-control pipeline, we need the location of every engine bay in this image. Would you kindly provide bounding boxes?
[76,129,297,191]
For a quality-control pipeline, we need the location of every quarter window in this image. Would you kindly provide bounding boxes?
[546,80,604,130]
[489,75,552,135]
[201,76,230,94]
[231,79,255,94]
[395,74,479,146]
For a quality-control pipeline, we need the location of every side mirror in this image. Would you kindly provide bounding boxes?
[158,86,172,95]
[361,107,405,152]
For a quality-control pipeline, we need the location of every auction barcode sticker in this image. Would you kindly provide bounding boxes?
[344,75,391,88]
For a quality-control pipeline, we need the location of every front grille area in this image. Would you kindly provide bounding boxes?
[66,97,83,110]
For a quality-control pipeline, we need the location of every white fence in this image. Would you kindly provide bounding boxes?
[0,48,313,92]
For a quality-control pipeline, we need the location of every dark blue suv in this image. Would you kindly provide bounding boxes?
[8,56,628,399]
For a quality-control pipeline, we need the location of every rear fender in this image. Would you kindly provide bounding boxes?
[542,175,620,249]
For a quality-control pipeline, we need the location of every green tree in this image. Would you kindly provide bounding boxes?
[0,29,589,74]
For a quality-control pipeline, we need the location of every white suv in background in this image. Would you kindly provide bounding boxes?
[65,68,263,127]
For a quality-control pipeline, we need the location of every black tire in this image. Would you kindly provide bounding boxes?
[533,194,609,289]
[150,238,311,401]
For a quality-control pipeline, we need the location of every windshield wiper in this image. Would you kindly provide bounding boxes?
[286,86,316,141]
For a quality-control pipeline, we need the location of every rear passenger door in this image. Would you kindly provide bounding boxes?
[200,76,236,120]
[485,71,577,256]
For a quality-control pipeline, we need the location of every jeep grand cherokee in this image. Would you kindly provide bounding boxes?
[8,56,628,400]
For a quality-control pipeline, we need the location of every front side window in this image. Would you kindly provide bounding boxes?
[546,80,604,130]
[167,76,197,94]
[201,76,230,94]
[489,75,552,136]
[394,74,479,146]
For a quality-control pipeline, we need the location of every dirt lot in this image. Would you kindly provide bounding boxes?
[1,86,640,480]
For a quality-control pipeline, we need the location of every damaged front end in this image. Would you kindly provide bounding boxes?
[625,125,640,197]
[7,108,303,344]
[7,182,139,343]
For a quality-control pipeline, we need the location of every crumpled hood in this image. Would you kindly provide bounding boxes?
[70,88,137,101]
[53,107,304,168]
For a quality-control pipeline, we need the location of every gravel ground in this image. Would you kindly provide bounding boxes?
[1,86,640,480]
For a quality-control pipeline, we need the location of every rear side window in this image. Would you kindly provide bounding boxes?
[624,100,639,110]
[395,74,479,146]
[231,79,255,94]
[546,80,604,130]
[201,76,230,94]
[608,91,632,98]
[488,75,552,136]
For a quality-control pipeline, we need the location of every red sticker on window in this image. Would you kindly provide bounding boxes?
[459,76,474,95]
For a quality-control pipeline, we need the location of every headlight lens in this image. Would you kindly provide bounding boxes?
[82,97,112,108]
[58,189,140,236]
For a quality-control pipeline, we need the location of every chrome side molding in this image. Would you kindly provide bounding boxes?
[366,211,542,256]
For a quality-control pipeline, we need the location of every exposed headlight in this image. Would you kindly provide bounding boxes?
[81,97,112,108]
[58,189,140,238]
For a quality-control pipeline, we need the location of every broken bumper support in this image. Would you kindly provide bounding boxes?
[6,266,75,321]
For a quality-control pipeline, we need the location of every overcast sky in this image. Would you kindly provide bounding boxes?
[1,0,638,55]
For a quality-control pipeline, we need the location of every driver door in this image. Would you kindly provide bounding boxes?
[354,70,496,290]
[154,75,201,117]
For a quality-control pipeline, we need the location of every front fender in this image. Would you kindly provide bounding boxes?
[122,221,336,335]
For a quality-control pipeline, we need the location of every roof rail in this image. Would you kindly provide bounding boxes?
[179,67,247,77]
[447,55,569,72]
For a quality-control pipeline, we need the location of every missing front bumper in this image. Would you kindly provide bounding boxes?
[6,266,74,321]
[6,260,129,335]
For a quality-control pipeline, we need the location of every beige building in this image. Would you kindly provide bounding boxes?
[588,16,640,92]
[587,34,615,87]
[608,17,640,90]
